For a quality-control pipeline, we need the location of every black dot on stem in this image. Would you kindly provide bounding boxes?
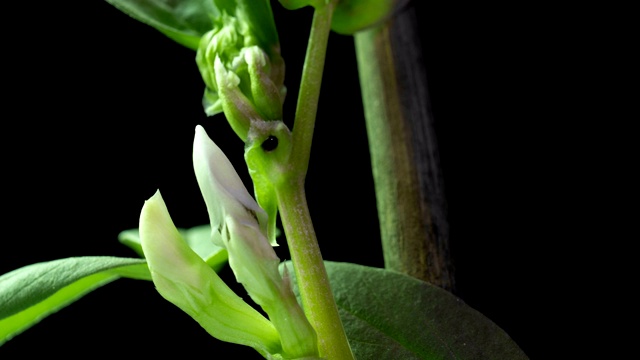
[261,136,278,151]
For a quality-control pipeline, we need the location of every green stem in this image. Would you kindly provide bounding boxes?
[276,180,353,360]
[276,2,354,359]
[353,5,455,290]
[290,2,334,177]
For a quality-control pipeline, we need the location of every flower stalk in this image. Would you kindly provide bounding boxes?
[274,1,355,359]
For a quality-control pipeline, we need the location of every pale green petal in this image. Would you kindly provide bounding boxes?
[224,217,281,305]
[139,190,281,355]
[225,218,319,358]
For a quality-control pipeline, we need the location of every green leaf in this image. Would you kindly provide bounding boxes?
[282,261,529,359]
[118,224,229,272]
[118,228,146,257]
[0,256,149,345]
[277,0,403,35]
[104,0,220,50]
[331,0,401,35]
[182,225,229,271]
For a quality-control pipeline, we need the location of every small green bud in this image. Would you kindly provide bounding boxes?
[213,55,262,141]
[245,46,284,121]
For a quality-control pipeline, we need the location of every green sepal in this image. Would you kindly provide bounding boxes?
[202,87,224,116]
[244,120,293,246]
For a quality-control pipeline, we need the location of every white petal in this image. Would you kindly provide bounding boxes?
[193,125,266,246]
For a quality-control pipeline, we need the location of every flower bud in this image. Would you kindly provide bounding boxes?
[193,125,319,358]
[196,10,286,141]
[139,190,281,356]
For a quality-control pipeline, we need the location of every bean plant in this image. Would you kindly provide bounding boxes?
[0,1,528,359]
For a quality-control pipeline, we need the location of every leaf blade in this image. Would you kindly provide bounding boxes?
[282,261,529,359]
[104,0,219,50]
[0,256,149,345]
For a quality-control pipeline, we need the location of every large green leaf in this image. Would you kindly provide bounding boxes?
[104,0,281,52]
[0,256,149,345]
[282,261,529,359]
[104,0,220,50]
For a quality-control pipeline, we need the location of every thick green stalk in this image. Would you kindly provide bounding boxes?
[354,5,455,291]
[276,2,354,359]
[276,179,352,360]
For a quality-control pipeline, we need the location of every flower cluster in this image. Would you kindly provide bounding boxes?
[196,8,286,141]
[139,126,318,359]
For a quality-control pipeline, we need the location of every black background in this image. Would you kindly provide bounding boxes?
[1,1,569,358]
